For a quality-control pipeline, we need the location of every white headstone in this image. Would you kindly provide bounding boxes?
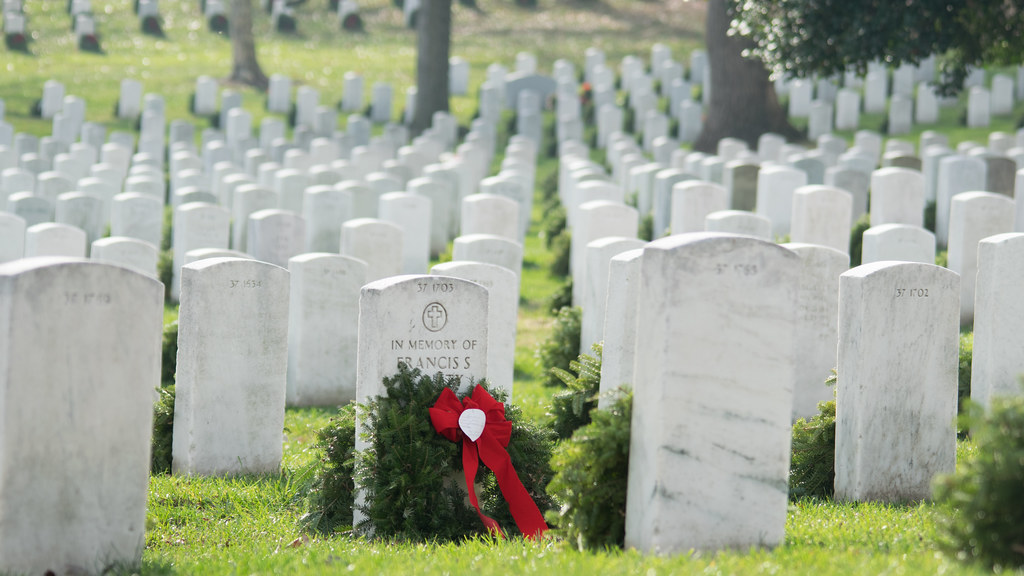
[990,74,1014,116]
[171,202,231,301]
[55,192,105,254]
[247,208,306,267]
[24,222,86,257]
[353,274,489,454]
[0,259,161,575]
[783,243,847,420]
[460,193,518,241]
[935,155,986,247]
[915,83,939,124]
[947,191,1015,327]
[370,83,392,124]
[756,165,807,240]
[287,253,367,406]
[378,191,431,274]
[302,185,350,253]
[340,218,403,282]
[834,89,860,131]
[789,185,852,253]
[232,184,277,251]
[267,74,292,114]
[625,233,798,553]
[451,233,523,280]
[572,200,638,305]
[0,212,26,262]
[580,237,646,356]
[835,261,958,502]
[118,79,143,119]
[869,167,924,228]
[430,261,516,399]
[971,233,1024,410]
[173,258,289,475]
[596,248,644,408]
[861,224,936,265]
[670,181,728,234]
[966,86,991,128]
[90,236,158,277]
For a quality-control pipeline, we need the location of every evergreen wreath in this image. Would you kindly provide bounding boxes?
[306,364,556,541]
[5,32,27,51]
[547,388,632,550]
[341,13,362,31]
[208,13,228,34]
[788,369,837,499]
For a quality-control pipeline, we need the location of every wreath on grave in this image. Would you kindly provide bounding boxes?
[208,13,228,34]
[141,14,163,36]
[275,12,297,33]
[341,12,362,32]
[5,32,27,51]
[78,33,100,52]
[304,364,556,541]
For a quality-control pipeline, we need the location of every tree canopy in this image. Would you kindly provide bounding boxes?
[731,0,1024,95]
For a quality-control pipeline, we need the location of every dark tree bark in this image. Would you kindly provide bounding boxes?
[410,0,452,137]
[230,0,269,90]
[693,0,800,153]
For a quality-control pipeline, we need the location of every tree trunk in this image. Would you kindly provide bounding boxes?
[230,0,269,90]
[410,0,452,137]
[693,0,800,153]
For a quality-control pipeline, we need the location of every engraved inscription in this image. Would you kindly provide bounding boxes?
[415,280,455,293]
[391,338,481,371]
[229,279,263,289]
[64,291,112,305]
[715,263,759,276]
[422,302,448,332]
[894,288,929,298]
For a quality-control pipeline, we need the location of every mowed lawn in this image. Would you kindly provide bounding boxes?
[4,0,1023,573]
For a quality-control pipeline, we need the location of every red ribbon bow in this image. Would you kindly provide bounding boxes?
[429,385,548,539]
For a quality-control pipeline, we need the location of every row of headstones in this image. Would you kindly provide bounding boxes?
[0,256,486,572]
[556,137,926,425]
[1,0,110,50]
[0,74,542,407]
[6,219,1024,569]
[564,45,1024,147]
[0,104,531,275]
[783,63,1024,137]
[595,123,1024,241]
[614,231,1024,554]
[602,127,1024,323]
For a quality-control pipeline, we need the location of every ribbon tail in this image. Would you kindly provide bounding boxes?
[477,435,548,539]
[461,440,504,538]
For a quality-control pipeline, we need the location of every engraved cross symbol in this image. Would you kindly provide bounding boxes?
[426,304,444,328]
[423,302,448,332]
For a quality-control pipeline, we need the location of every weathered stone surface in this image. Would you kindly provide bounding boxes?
[287,253,367,407]
[971,233,1024,410]
[835,261,958,502]
[0,259,162,575]
[173,258,290,476]
[625,233,798,554]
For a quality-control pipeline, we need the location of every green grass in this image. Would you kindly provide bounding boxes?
[6,1,1018,572]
